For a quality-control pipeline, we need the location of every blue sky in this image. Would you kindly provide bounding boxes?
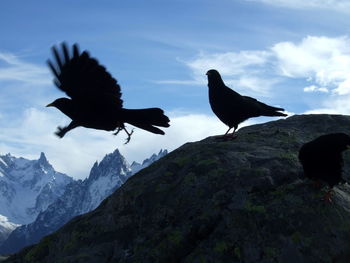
[1,0,350,179]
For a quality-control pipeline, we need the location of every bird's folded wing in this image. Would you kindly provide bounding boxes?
[242,96,284,111]
[47,42,123,108]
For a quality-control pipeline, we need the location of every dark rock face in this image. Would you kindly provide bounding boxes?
[6,115,350,263]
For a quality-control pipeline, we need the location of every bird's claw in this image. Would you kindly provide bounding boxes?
[215,133,237,141]
[223,133,237,140]
[322,190,334,204]
[124,129,134,144]
[113,126,134,144]
[55,126,65,138]
[113,127,123,136]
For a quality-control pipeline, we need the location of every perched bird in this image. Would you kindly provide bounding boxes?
[298,133,350,202]
[46,43,170,143]
[206,69,287,137]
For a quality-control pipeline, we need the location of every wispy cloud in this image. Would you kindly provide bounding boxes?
[164,50,278,97]
[271,36,350,95]
[303,85,328,93]
[0,107,233,179]
[186,50,271,76]
[0,52,50,85]
[246,0,350,13]
[303,94,350,115]
[165,35,350,97]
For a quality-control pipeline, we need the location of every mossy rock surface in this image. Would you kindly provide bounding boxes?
[5,114,350,263]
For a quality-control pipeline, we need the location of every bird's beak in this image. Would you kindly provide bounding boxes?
[46,103,54,107]
[206,72,209,76]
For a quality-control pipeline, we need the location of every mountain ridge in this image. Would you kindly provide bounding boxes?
[5,114,350,263]
[0,152,73,244]
[0,149,167,254]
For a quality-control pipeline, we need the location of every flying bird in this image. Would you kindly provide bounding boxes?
[206,69,287,137]
[46,43,170,143]
[298,133,350,202]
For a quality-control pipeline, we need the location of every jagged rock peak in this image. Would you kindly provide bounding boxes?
[87,149,130,182]
[37,152,50,168]
[100,149,125,165]
[131,149,168,175]
[158,149,168,155]
[141,149,168,166]
[0,148,167,255]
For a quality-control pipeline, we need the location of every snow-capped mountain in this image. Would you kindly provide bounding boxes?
[0,149,167,254]
[130,149,168,174]
[0,153,73,244]
[81,149,131,212]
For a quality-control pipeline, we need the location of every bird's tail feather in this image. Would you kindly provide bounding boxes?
[121,108,170,134]
[265,106,287,117]
[266,111,288,117]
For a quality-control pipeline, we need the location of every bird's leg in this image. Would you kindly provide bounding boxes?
[123,127,134,144]
[55,121,79,138]
[311,180,322,189]
[223,127,237,140]
[113,126,124,136]
[224,127,232,136]
[322,189,334,204]
[113,124,134,144]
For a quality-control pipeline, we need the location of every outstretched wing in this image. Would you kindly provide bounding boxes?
[47,42,123,108]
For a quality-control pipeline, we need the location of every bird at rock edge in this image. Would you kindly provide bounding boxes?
[206,69,287,138]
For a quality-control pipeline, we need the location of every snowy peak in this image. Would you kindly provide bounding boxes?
[88,149,130,182]
[0,148,168,253]
[0,153,73,225]
[142,149,168,166]
[37,152,51,169]
[82,149,132,212]
[131,149,168,174]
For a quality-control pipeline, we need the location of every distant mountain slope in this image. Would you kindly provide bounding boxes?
[0,149,167,254]
[0,153,73,244]
[6,115,350,263]
[130,149,168,174]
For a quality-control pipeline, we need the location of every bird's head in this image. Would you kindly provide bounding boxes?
[206,69,224,85]
[329,133,350,152]
[46,98,74,117]
[339,133,350,150]
[206,69,221,77]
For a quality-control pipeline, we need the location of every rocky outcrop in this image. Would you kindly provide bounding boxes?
[6,115,350,263]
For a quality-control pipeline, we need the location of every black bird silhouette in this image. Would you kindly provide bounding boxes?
[298,133,350,202]
[46,43,170,143]
[206,69,287,137]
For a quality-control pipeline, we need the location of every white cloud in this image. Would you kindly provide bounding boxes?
[303,94,350,115]
[1,107,254,180]
[186,50,271,76]
[175,35,350,98]
[303,85,328,93]
[177,50,277,96]
[165,35,350,117]
[271,36,350,94]
[0,52,50,85]
[1,105,280,180]
[246,0,350,13]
